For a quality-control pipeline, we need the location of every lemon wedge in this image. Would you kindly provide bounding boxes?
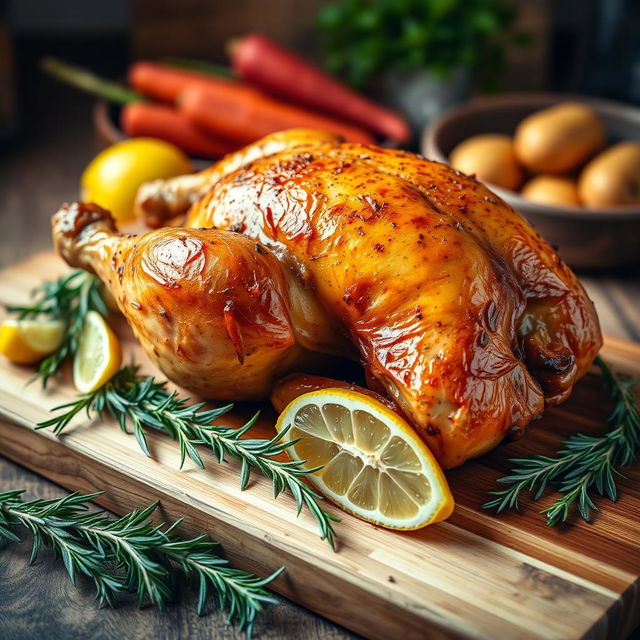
[73,311,121,393]
[276,389,454,529]
[0,318,66,364]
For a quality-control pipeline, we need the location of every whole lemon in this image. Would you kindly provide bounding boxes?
[81,138,192,223]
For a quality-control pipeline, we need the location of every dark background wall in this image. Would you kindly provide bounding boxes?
[1,0,639,146]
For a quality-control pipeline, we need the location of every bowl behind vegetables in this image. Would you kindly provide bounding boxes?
[422,93,640,270]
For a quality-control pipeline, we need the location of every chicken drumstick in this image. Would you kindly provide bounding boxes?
[52,202,343,400]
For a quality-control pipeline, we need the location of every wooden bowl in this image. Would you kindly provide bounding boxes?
[422,93,640,271]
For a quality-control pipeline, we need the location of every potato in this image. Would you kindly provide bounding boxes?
[514,103,605,173]
[521,175,581,207]
[578,142,640,208]
[449,134,523,190]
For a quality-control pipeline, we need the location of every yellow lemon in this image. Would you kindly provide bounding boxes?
[276,389,454,529]
[0,318,66,364]
[81,138,192,223]
[73,311,121,393]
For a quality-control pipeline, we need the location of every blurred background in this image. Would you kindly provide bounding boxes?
[2,0,639,136]
[0,0,639,284]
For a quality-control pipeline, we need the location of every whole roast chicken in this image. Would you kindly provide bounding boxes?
[53,129,601,469]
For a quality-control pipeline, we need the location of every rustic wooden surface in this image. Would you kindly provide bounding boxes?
[0,253,639,640]
[0,67,639,640]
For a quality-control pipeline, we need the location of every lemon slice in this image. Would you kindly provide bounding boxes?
[276,389,454,529]
[0,318,66,364]
[73,311,122,393]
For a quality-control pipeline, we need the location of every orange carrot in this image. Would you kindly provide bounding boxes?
[230,34,411,143]
[127,61,234,103]
[129,61,375,144]
[121,103,237,158]
[179,83,375,145]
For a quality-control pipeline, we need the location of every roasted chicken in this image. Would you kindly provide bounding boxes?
[53,129,601,468]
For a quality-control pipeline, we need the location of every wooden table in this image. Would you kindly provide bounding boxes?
[1,80,638,640]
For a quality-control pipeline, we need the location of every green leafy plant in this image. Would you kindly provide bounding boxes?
[38,365,339,548]
[317,0,525,89]
[0,490,281,635]
[484,356,640,525]
[6,271,107,387]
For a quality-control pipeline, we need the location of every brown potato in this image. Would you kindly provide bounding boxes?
[449,134,523,190]
[521,175,581,207]
[514,103,605,173]
[578,142,640,208]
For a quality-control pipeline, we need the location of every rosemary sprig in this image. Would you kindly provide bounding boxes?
[6,270,107,386]
[37,365,339,548]
[0,489,281,635]
[483,356,640,525]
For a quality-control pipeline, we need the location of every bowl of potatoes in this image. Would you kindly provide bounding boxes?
[422,93,640,270]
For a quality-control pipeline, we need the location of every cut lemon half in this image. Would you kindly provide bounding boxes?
[73,311,122,393]
[276,389,454,529]
[0,318,66,364]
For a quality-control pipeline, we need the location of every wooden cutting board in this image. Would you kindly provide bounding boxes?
[0,252,638,640]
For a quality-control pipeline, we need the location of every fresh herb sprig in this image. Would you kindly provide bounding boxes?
[317,0,525,90]
[7,270,107,386]
[0,489,281,635]
[484,356,640,525]
[37,366,339,548]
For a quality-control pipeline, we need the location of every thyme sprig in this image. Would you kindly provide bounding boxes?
[0,489,281,635]
[483,356,640,525]
[6,270,106,386]
[37,366,339,548]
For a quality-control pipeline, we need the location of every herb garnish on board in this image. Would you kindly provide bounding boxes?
[484,356,639,525]
[0,490,281,635]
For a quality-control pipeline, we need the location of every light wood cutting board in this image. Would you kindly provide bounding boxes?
[0,252,638,640]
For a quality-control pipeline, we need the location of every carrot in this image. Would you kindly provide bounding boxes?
[229,34,411,143]
[179,83,375,145]
[121,103,237,158]
[127,61,236,103]
[129,61,375,144]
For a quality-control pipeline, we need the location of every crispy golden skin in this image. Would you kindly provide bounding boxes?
[136,129,341,227]
[93,130,600,468]
[184,135,601,468]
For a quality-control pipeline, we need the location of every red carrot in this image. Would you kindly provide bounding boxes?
[229,34,411,143]
[179,82,375,145]
[121,103,237,158]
